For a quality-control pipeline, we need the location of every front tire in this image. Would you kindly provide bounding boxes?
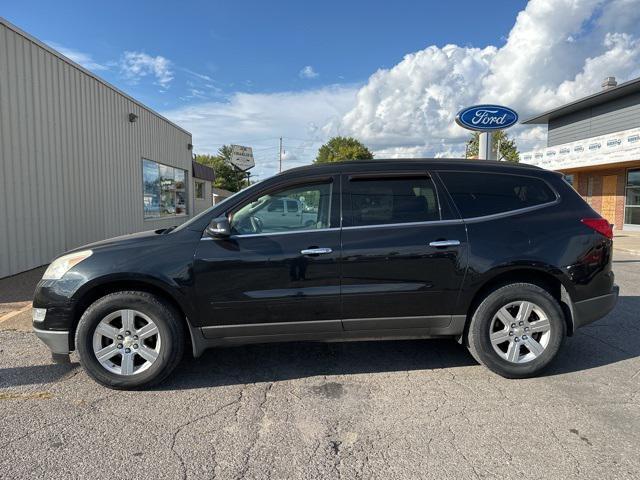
[75,291,184,389]
[467,283,566,378]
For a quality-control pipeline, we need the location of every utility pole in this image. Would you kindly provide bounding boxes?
[279,137,283,173]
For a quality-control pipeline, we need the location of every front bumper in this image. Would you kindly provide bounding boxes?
[34,327,71,354]
[573,284,619,330]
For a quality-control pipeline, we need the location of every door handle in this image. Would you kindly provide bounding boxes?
[429,240,461,247]
[300,247,333,255]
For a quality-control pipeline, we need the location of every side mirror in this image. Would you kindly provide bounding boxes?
[205,216,231,238]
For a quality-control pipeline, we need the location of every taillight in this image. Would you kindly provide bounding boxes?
[581,218,613,239]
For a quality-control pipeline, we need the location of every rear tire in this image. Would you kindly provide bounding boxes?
[75,291,184,389]
[467,283,566,378]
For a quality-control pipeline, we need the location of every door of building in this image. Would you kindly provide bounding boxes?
[601,175,617,226]
[625,169,640,230]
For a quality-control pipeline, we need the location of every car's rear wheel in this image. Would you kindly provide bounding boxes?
[76,291,184,389]
[467,283,566,378]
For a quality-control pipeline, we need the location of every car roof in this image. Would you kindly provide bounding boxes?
[279,158,544,177]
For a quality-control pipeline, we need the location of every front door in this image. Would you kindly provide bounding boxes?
[193,176,342,336]
[340,172,467,331]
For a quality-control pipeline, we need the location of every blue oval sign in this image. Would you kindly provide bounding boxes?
[455,104,518,131]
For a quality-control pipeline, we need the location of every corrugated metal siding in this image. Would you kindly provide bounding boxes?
[548,92,640,146]
[0,22,193,278]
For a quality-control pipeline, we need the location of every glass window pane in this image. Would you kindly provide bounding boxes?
[267,199,284,212]
[348,177,440,226]
[195,181,204,199]
[143,159,160,218]
[231,182,332,234]
[175,169,186,190]
[439,172,555,218]
[626,187,640,207]
[625,207,640,226]
[628,169,640,187]
[143,159,188,218]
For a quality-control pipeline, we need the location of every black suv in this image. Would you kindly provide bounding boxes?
[33,159,618,389]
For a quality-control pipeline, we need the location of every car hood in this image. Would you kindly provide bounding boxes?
[69,228,168,253]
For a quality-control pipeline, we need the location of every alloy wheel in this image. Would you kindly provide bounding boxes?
[489,301,551,364]
[92,309,161,375]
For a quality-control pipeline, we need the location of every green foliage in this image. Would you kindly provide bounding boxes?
[195,145,248,192]
[467,130,520,162]
[315,136,374,164]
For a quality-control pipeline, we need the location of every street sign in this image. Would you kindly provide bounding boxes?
[455,105,518,131]
[230,145,255,171]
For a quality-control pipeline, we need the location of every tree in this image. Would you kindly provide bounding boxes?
[466,130,519,162]
[195,145,248,192]
[314,136,374,164]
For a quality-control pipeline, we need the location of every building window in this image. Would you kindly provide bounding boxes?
[142,159,188,219]
[625,169,640,227]
[564,174,575,186]
[195,181,205,200]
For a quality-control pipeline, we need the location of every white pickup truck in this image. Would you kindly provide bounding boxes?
[254,197,318,229]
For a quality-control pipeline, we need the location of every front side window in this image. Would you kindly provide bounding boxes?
[347,176,440,226]
[439,171,556,218]
[230,181,332,235]
[142,159,188,219]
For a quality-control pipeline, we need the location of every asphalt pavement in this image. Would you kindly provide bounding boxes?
[0,252,639,479]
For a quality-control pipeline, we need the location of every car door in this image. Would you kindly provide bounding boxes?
[192,175,342,337]
[340,171,468,331]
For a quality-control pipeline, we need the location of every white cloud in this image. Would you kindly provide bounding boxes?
[48,42,107,71]
[166,0,640,179]
[339,0,640,155]
[120,51,174,89]
[299,65,319,79]
[163,85,357,180]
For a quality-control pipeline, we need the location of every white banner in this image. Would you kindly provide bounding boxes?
[520,126,640,170]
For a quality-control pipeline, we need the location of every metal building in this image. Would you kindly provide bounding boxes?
[521,76,640,231]
[0,18,195,278]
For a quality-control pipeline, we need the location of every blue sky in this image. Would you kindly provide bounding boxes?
[4,1,526,109]
[4,1,640,180]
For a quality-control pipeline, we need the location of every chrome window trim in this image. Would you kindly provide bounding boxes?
[201,227,341,240]
[342,218,464,231]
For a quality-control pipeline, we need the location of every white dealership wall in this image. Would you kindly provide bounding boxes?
[0,18,194,278]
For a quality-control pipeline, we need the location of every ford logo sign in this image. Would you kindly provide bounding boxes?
[455,104,518,131]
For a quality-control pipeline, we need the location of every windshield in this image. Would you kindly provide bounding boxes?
[172,183,259,233]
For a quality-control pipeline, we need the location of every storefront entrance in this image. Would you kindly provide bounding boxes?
[625,169,640,230]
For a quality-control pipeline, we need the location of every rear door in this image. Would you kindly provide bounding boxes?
[340,171,468,331]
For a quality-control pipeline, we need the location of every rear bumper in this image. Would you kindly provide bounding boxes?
[34,328,71,354]
[573,284,619,330]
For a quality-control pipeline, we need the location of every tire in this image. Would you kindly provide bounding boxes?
[75,291,184,389]
[467,283,566,379]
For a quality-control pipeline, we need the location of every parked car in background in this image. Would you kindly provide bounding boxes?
[33,159,618,389]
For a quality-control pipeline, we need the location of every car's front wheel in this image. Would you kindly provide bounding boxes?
[75,291,184,389]
[467,283,566,378]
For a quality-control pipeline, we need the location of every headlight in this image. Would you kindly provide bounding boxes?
[42,250,93,280]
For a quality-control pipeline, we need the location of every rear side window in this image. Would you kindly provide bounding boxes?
[439,171,556,218]
[347,176,440,226]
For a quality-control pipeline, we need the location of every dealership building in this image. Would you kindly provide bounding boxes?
[0,18,213,278]
[521,76,640,231]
